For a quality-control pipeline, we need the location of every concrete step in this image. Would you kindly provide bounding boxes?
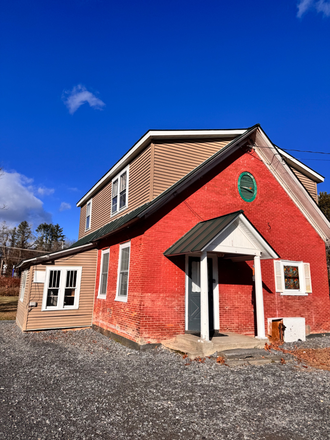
[219,348,286,366]
[162,332,274,360]
[162,334,216,358]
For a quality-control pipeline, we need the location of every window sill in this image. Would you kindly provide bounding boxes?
[42,306,79,311]
[115,296,128,303]
[280,292,308,296]
[97,294,107,300]
[111,206,128,218]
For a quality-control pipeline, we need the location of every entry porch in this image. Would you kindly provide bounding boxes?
[164,211,279,342]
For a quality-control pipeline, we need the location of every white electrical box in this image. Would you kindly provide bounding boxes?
[268,317,306,342]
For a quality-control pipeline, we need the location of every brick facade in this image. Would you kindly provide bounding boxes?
[92,148,330,343]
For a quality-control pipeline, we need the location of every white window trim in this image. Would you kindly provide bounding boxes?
[42,266,82,311]
[98,248,110,299]
[274,260,311,296]
[20,270,28,302]
[85,199,92,232]
[115,242,131,302]
[111,165,129,217]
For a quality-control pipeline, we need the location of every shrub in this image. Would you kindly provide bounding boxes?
[0,277,20,296]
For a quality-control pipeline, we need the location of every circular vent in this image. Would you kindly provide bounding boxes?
[238,172,257,202]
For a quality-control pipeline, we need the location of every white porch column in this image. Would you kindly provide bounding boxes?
[254,254,266,339]
[200,251,209,341]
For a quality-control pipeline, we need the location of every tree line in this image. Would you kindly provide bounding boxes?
[0,221,69,252]
[0,221,74,276]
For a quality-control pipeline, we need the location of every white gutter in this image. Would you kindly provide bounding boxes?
[16,242,96,269]
[277,147,324,183]
[76,129,246,207]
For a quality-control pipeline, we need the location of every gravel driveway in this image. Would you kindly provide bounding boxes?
[1,323,330,440]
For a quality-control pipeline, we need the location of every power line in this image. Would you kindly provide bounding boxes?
[282,148,330,155]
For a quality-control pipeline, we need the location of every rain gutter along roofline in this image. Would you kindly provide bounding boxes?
[16,242,97,270]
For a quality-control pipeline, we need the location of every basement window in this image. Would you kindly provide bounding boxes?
[274,260,312,296]
[42,266,82,310]
[111,166,129,216]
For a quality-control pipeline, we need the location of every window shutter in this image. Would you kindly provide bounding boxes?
[304,263,312,293]
[274,260,283,292]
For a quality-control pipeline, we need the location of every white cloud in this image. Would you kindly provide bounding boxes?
[297,0,330,17]
[0,171,52,228]
[59,202,71,212]
[37,187,55,196]
[316,0,330,15]
[62,84,106,114]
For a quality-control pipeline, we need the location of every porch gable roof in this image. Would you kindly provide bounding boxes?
[164,210,279,260]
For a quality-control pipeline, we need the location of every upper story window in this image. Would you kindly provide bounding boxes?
[85,200,92,231]
[111,166,129,216]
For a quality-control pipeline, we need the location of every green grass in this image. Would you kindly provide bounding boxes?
[0,296,18,320]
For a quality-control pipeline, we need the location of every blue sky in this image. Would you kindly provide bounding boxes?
[1,0,330,241]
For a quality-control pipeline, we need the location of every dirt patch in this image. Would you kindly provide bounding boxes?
[265,340,330,371]
[0,296,18,320]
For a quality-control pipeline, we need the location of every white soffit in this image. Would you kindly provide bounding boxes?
[277,147,324,183]
[255,128,330,241]
[76,129,247,207]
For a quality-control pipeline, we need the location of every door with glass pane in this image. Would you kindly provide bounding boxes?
[187,257,214,333]
[188,257,201,331]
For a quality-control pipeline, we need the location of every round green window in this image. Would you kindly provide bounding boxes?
[238,172,257,202]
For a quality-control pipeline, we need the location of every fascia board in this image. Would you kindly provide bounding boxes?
[16,243,96,269]
[238,215,279,259]
[277,147,324,183]
[200,216,240,252]
[76,129,247,207]
[255,128,330,241]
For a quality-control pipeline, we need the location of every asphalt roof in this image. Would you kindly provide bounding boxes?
[164,211,243,256]
[69,202,151,248]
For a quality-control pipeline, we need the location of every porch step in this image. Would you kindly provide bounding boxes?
[162,334,216,358]
[162,333,269,359]
[219,348,286,367]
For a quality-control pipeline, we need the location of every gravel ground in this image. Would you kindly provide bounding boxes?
[1,323,330,440]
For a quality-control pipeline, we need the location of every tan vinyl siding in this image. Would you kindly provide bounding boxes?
[16,269,32,331]
[78,203,87,239]
[77,138,232,238]
[127,145,151,212]
[23,249,97,331]
[152,139,232,198]
[78,145,152,238]
[290,167,318,203]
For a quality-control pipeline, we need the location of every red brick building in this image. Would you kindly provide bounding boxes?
[17,125,330,347]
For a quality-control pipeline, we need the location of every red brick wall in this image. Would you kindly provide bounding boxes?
[92,147,330,342]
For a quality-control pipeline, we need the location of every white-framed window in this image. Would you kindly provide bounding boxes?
[20,270,28,302]
[116,242,131,302]
[274,260,312,296]
[85,200,92,231]
[98,248,110,298]
[111,166,129,216]
[42,266,82,310]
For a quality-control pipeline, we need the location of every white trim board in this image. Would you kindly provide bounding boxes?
[255,128,330,242]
